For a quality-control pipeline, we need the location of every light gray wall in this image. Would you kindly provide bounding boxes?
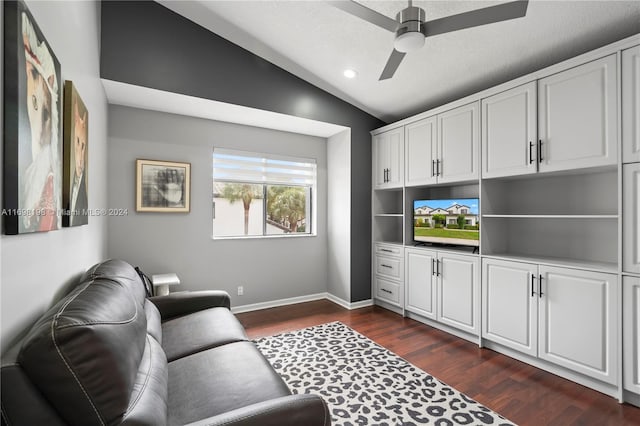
[327,130,351,302]
[107,105,328,307]
[1,0,108,352]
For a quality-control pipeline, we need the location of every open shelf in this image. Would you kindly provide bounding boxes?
[482,169,617,216]
[373,215,403,245]
[481,216,618,268]
[373,189,403,215]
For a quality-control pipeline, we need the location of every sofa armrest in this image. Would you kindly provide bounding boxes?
[149,290,231,320]
[182,394,330,426]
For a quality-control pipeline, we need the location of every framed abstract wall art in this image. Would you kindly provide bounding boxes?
[3,0,62,234]
[62,81,89,227]
[136,159,191,213]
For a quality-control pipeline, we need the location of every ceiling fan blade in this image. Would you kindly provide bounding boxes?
[379,49,406,81]
[424,1,529,37]
[327,1,398,32]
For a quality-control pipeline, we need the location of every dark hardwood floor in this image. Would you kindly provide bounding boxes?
[237,299,640,426]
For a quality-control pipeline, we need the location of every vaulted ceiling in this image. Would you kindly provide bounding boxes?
[159,1,640,123]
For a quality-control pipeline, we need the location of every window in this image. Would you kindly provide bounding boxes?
[212,148,316,238]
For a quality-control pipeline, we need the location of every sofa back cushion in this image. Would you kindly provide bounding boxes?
[18,264,149,426]
[84,258,148,306]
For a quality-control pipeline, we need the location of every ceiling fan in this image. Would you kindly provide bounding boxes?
[328,0,529,80]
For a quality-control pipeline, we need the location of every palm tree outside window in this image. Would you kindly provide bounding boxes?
[212,148,316,238]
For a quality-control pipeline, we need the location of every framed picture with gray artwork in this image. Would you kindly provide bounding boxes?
[136,159,190,213]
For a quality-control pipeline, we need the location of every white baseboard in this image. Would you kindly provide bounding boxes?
[231,292,373,314]
[231,293,326,314]
[326,293,373,310]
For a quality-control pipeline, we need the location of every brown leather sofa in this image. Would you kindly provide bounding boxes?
[0,259,330,425]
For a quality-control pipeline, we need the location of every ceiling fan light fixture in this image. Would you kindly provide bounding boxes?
[394,31,425,53]
[394,5,426,53]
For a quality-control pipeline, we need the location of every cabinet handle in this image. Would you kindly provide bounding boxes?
[539,275,544,298]
[380,264,392,269]
[381,288,393,294]
[529,141,535,164]
[531,274,536,297]
[436,159,441,176]
[380,248,393,253]
[432,159,436,177]
[538,140,543,163]
[436,259,441,277]
[432,258,436,276]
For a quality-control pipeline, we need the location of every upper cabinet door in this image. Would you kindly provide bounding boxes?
[405,117,437,187]
[624,163,640,274]
[623,45,640,164]
[437,102,479,184]
[373,127,404,189]
[538,54,617,173]
[386,128,404,188]
[482,82,538,179]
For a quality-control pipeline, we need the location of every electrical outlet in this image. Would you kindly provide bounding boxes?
[237,286,244,296]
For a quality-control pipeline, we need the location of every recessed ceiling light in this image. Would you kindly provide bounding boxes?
[343,69,358,79]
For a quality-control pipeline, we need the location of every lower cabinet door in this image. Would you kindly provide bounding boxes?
[405,248,437,320]
[437,253,479,335]
[482,258,538,357]
[538,266,618,384]
[624,276,640,394]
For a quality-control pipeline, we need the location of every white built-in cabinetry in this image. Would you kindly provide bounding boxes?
[537,54,618,172]
[373,127,404,189]
[372,35,640,404]
[481,82,537,178]
[437,102,479,183]
[623,277,640,396]
[374,243,404,307]
[405,117,437,186]
[622,45,640,163]
[624,163,640,273]
[483,258,618,385]
[404,102,479,186]
[622,45,640,407]
[405,248,479,335]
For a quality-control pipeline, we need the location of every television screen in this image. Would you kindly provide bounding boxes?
[413,198,480,247]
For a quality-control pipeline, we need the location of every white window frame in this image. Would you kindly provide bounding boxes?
[212,148,317,239]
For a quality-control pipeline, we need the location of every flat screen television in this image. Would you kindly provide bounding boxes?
[413,198,480,247]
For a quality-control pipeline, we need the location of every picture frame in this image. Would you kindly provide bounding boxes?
[3,0,62,234]
[62,81,89,227]
[136,159,191,213]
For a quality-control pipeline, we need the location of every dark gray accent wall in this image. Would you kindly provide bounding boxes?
[100,1,384,302]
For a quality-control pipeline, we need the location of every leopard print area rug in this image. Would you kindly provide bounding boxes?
[255,321,516,426]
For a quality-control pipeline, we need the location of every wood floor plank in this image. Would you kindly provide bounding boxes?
[236,300,640,425]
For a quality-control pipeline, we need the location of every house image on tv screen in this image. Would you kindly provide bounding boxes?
[413,199,479,247]
[414,202,478,227]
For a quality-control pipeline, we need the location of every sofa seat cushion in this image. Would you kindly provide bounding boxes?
[161,307,248,361]
[167,341,291,426]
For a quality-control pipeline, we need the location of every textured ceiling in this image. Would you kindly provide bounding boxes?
[159,1,640,123]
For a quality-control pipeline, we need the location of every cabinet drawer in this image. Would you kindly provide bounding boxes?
[375,255,403,280]
[376,277,400,304]
[375,243,402,257]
